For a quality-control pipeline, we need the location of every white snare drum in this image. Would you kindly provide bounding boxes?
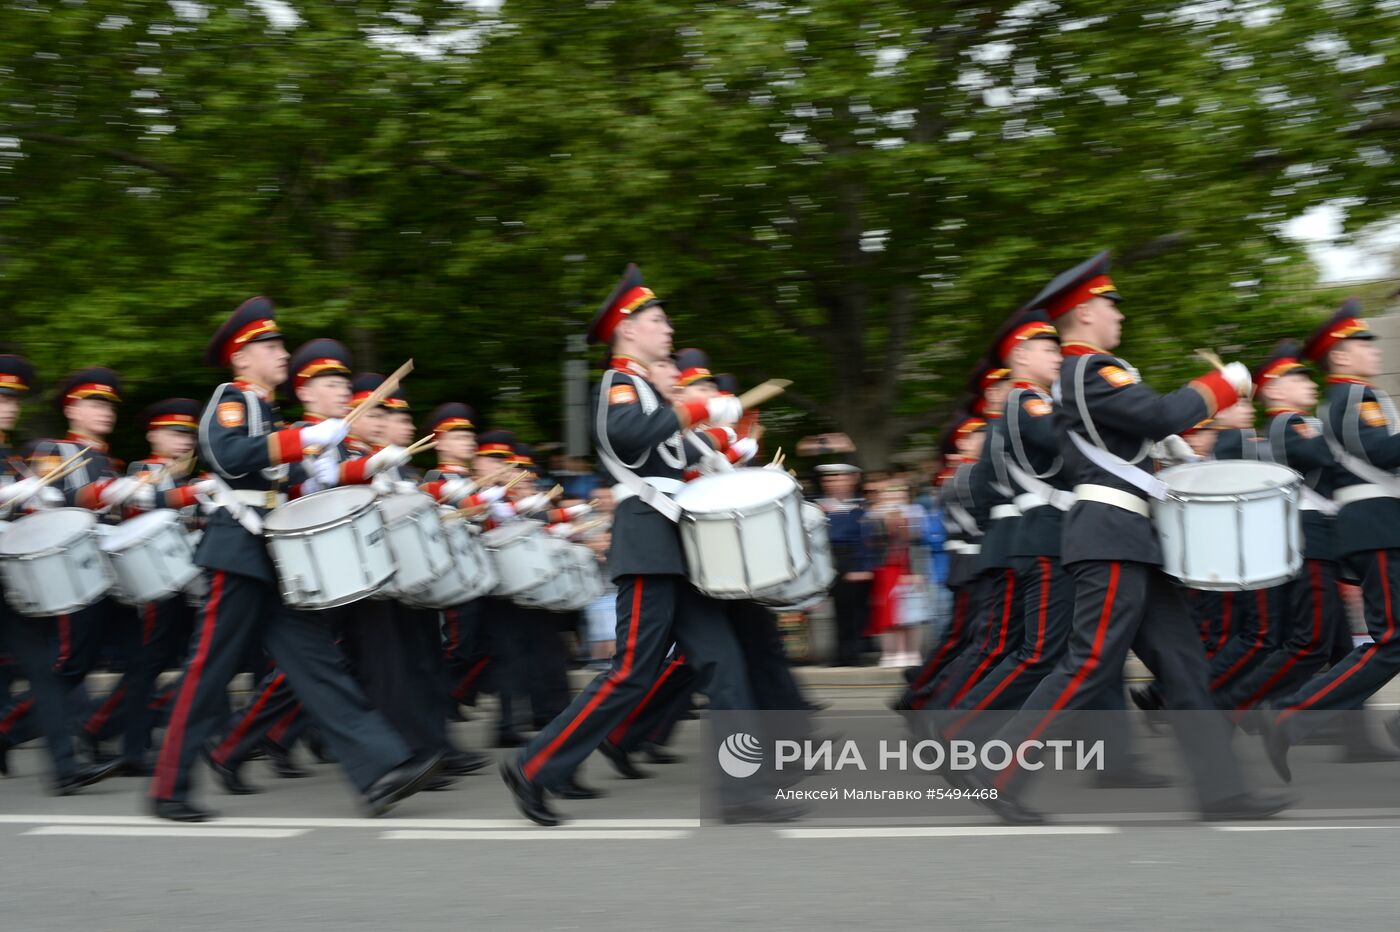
[1153,460,1302,591]
[674,470,810,599]
[514,537,602,612]
[0,509,114,616]
[376,492,453,601]
[483,522,553,598]
[263,487,394,610]
[101,510,200,606]
[409,515,498,609]
[756,502,836,609]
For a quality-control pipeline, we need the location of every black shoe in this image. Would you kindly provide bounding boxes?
[81,732,116,765]
[642,743,680,765]
[719,800,807,825]
[890,691,916,712]
[440,747,489,776]
[500,758,561,826]
[1200,790,1294,821]
[422,775,458,792]
[206,746,261,795]
[263,740,308,778]
[552,776,606,800]
[495,730,526,749]
[1130,685,1163,712]
[0,741,9,777]
[1258,708,1292,783]
[364,751,445,818]
[304,729,335,764]
[118,758,155,778]
[598,741,649,779]
[52,758,124,796]
[963,772,1045,825]
[151,798,216,822]
[1093,768,1173,790]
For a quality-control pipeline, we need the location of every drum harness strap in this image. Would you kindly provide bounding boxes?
[1054,356,1164,517]
[1005,386,1074,513]
[1324,382,1400,508]
[1266,415,1340,516]
[196,384,284,536]
[943,463,983,540]
[595,369,683,522]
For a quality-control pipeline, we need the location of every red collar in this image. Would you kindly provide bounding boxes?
[610,356,649,378]
[1327,376,1371,386]
[1011,379,1046,392]
[435,461,469,473]
[1265,406,1307,417]
[1060,341,1110,357]
[232,378,274,401]
[302,412,326,424]
[65,431,108,454]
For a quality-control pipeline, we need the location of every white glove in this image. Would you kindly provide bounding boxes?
[489,501,517,524]
[698,452,731,476]
[1153,435,1199,465]
[514,493,550,513]
[473,485,506,505]
[371,471,398,495]
[560,503,592,519]
[300,418,348,450]
[101,477,154,509]
[729,437,759,465]
[547,522,577,539]
[438,477,477,504]
[191,478,219,497]
[1221,362,1253,399]
[312,453,341,488]
[366,445,410,476]
[705,395,743,427]
[34,486,65,509]
[0,477,42,508]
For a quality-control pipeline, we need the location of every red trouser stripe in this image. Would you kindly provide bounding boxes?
[1280,551,1397,722]
[910,589,970,692]
[54,614,72,671]
[443,608,462,655]
[267,706,300,745]
[451,657,490,701]
[996,562,1120,791]
[0,698,33,735]
[1211,589,1272,691]
[951,570,1016,706]
[142,601,158,646]
[151,570,225,799]
[84,685,126,737]
[211,673,286,765]
[609,656,682,746]
[952,557,1053,731]
[523,578,644,783]
[1240,561,1327,709]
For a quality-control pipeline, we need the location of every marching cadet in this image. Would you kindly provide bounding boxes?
[0,355,121,793]
[965,251,1288,823]
[81,398,208,775]
[502,263,795,826]
[1261,301,1400,779]
[148,298,440,822]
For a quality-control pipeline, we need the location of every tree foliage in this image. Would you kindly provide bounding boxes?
[3,1,1399,463]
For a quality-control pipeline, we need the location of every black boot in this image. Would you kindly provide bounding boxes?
[599,741,649,779]
[500,758,561,826]
[263,739,308,778]
[363,751,444,817]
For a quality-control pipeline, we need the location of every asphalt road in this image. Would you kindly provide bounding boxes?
[3,700,1400,931]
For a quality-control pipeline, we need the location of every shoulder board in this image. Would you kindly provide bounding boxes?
[1020,395,1053,417]
[1096,364,1136,388]
[609,383,639,406]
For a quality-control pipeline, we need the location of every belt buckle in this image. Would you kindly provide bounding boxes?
[266,490,278,509]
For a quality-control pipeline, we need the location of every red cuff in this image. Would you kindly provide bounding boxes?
[166,486,200,510]
[76,479,109,511]
[701,427,733,452]
[676,400,710,431]
[269,427,302,466]
[725,446,748,464]
[1191,370,1238,417]
[683,467,701,482]
[339,458,371,486]
[422,479,447,502]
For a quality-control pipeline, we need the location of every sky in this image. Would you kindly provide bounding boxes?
[1283,203,1400,284]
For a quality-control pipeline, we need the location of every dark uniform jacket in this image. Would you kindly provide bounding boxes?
[943,459,987,589]
[1261,409,1338,562]
[1003,382,1070,559]
[1056,343,1224,567]
[975,413,1019,573]
[194,380,308,583]
[1319,376,1400,557]
[29,433,121,515]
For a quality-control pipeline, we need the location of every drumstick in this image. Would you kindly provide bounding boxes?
[33,445,93,491]
[403,435,437,457]
[476,464,513,487]
[343,359,415,431]
[445,470,531,519]
[737,378,791,412]
[1195,348,1253,400]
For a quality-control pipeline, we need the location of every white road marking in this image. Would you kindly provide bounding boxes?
[0,815,699,830]
[381,830,691,841]
[24,826,306,839]
[1212,824,1391,833]
[779,826,1120,839]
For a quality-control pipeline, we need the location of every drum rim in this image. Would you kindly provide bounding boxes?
[100,508,183,552]
[0,507,98,557]
[674,470,802,514]
[262,485,379,532]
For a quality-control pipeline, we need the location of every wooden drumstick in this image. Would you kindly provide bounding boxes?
[342,359,415,431]
[403,434,438,457]
[33,445,93,490]
[737,378,792,412]
[1194,349,1227,373]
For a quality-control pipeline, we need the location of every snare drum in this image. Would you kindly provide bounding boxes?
[263,487,394,610]
[0,508,114,616]
[756,502,836,609]
[482,522,553,598]
[101,509,201,606]
[409,514,498,609]
[1153,460,1302,591]
[514,537,602,612]
[673,470,810,599]
[376,492,453,601]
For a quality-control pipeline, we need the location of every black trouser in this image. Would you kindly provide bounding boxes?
[395,603,450,752]
[1207,586,1280,697]
[831,576,870,665]
[1216,560,1342,710]
[980,560,1244,806]
[608,653,696,753]
[1274,549,1400,743]
[905,583,980,707]
[150,570,411,803]
[1189,589,1245,660]
[519,574,752,791]
[920,568,1023,709]
[443,598,488,706]
[511,607,572,729]
[728,600,808,711]
[341,599,441,757]
[208,668,299,769]
[0,606,78,781]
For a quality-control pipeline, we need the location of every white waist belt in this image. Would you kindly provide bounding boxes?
[959,544,981,555]
[1073,484,1150,518]
[1013,492,1068,514]
[612,477,686,506]
[1334,484,1400,506]
[990,504,1021,520]
[228,490,287,509]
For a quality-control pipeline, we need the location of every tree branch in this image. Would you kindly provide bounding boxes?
[12,131,184,180]
[1119,231,1189,267]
